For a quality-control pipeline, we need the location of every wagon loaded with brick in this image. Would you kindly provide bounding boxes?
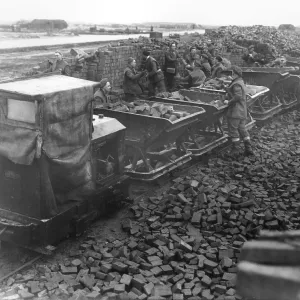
[197,82,271,123]
[152,93,230,157]
[155,86,269,147]
[95,100,206,181]
[0,74,129,250]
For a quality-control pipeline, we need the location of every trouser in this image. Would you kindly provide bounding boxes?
[227,117,250,142]
[148,79,166,96]
[165,72,176,91]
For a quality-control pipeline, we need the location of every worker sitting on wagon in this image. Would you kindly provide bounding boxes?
[179,61,206,88]
[44,51,71,76]
[94,78,112,107]
[223,66,254,157]
[123,57,147,102]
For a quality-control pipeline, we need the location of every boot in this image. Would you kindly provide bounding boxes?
[244,140,254,156]
[230,141,241,156]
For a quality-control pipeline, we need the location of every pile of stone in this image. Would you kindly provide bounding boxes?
[103,101,191,121]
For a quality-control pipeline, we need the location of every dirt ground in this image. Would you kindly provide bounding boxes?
[0,45,108,81]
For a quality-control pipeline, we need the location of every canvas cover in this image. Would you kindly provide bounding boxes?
[0,76,97,216]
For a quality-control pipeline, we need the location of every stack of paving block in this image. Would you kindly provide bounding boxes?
[237,230,300,300]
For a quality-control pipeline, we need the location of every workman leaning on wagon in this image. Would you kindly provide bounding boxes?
[44,51,71,76]
[223,66,254,156]
[94,78,112,106]
[123,57,147,102]
[143,49,166,96]
[164,42,180,92]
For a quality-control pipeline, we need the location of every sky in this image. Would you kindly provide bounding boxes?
[1,0,300,27]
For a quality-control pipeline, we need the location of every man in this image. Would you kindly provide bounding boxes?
[200,54,212,78]
[94,78,112,106]
[211,56,225,78]
[45,51,71,75]
[182,46,201,70]
[180,61,206,88]
[164,43,180,92]
[123,57,146,101]
[242,45,258,66]
[143,49,166,96]
[223,66,254,156]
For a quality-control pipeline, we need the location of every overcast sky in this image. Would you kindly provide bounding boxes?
[1,0,300,26]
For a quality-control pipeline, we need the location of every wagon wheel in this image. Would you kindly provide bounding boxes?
[251,94,271,113]
[275,84,288,105]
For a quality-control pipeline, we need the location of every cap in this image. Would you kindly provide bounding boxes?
[99,78,109,88]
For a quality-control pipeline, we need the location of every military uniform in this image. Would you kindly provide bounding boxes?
[226,76,253,155]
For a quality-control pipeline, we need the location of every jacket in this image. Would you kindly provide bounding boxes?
[123,65,144,95]
[226,77,247,119]
[165,50,179,70]
[145,56,164,83]
[94,88,108,106]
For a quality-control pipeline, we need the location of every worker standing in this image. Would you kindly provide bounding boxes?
[223,66,254,156]
[143,49,166,96]
[164,43,180,92]
[123,57,146,102]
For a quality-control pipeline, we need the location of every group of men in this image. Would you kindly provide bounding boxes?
[95,45,253,157]
[44,44,253,158]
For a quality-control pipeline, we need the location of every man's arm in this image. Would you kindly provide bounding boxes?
[125,69,145,80]
[165,52,177,62]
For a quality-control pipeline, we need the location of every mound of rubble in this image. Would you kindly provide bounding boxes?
[1,111,300,300]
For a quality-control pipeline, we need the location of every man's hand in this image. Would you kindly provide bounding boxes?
[224,100,229,105]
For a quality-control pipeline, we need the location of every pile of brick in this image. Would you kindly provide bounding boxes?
[1,111,300,300]
[102,101,191,121]
[70,46,166,90]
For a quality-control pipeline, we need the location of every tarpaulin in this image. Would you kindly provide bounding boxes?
[41,84,94,195]
[0,122,39,165]
[0,75,98,209]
